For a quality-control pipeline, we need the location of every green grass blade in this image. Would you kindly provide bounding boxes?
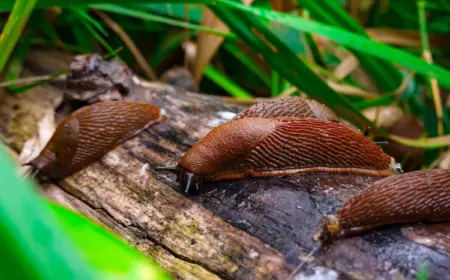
[73,7,109,36]
[388,133,450,148]
[206,0,450,89]
[151,31,193,68]
[223,40,271,88]
[136,3,203,23]
[5,35,30,93]
[4,70,67,93]
[271,70,280,96]
[0,147,97,280]
[48,201,172,279]
[204,64,253,99]
[71,8,116,55]
[354,94,397,110]
[92,4,234,38]
[303,31,325,67]
[210,5,373,127]
[299,0,403,92]
[0,0,37,75]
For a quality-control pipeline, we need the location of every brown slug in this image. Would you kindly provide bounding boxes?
[313,169,450,242]
[162,117,395,193]
[233,97,341,123]
[27,101,165,179]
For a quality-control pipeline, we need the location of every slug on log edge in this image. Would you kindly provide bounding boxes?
[174,117,395,193]
[27,101,165,179]
[313,169,450,242]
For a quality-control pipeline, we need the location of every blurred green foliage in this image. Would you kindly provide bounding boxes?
[0,1,450,278]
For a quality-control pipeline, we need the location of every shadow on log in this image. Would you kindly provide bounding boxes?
[1,49,450,280]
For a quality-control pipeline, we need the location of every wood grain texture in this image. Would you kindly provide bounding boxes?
[2,50,450,280]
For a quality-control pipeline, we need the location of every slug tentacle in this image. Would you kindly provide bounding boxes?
[313,169,450,242]
[28,101,164,179]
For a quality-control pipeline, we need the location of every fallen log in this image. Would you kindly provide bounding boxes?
[1,49,450,280]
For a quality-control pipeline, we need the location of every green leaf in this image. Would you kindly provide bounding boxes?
[0,0,37,75]
[0,146,97,280]
[205,0,450,90]
[354,94,397,110]
[136,3,203,23]
[48,201,172,280]
[5,35,31,93]
[388,133,450,149]
[204,64,253,99]
[0,143,171,280]
[299,0,403,92]
[70,7,116,55]
[93,4,234,38]
[223,40,271,88]
[209,5,373,128]
[72,7,109,36]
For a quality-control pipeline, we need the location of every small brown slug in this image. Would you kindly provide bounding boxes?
[233,97,341,123]
[26,101,165,179]
[162,117,395,193]
[313,169,450,242]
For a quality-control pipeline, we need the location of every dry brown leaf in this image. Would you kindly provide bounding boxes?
[435,149,450,169]
[363,105,404,129]
[19,109,56,168]
[364,106,426,171]
[333,55,359,80]
[349,0,361,24]
[268,0,294,12]
[330,45,379,92]
[182,40,197,69]
[367,28,450,49]
[194,0,254,82]
[193,9,229,82]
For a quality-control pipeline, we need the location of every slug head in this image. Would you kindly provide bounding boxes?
[26,116,79,179]
[313,215,340,243]
[178,117,275,176]
[180,167,205,194]
[155,164,202,194]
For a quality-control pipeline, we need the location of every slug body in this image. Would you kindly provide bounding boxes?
[28,101,164,179]
[313,169,450,242]
[234,97,341,123]
[176,117,394,192]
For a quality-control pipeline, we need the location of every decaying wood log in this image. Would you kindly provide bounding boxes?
[2,49,450,280]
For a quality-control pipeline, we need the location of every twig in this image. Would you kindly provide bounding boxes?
[418,0,443,137]
[279,71,414,99]
[0,73,66,87]
[288,244,321,279]
[93,9,158,81]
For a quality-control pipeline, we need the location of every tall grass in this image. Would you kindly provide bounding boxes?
[0,0,449,278]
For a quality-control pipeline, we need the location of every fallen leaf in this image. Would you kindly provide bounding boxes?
[19,108,56,167]
[194,0,254,82]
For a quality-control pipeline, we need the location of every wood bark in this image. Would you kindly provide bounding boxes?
[1,49,450,280]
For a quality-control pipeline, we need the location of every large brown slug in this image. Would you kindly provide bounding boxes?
[168,117,395,193]
[313,169,450,242]
[234,97,341,123]
[27,101,165,179]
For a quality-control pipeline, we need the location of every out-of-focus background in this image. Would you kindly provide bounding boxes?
[0,1,449,279]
